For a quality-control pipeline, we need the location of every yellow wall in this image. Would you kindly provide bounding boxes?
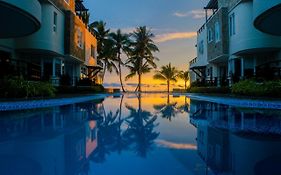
[85,29,97,66]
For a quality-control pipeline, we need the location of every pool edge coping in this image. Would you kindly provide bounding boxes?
[0,93,111,111]
[181,93,281,110]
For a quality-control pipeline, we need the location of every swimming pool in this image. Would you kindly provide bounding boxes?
[0,94,281,175]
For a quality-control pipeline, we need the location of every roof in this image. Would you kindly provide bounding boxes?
[75,0,88,12]
[204,0,218,9]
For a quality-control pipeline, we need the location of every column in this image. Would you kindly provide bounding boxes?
[241,58,244,79]
[253,57,257,76]
[52,58,56,78]
[40,58,44,79]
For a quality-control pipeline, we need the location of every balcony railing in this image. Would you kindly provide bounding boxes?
[189,57,197,66]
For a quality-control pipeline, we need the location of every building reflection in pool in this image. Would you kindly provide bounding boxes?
[190,99,281,175]
[1,95,281,175]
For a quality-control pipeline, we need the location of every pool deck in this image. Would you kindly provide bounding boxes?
[0,93,281,111]
[184,93,281,110]
[0,94,109,111]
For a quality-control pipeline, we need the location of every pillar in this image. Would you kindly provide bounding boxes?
[253,57,257,76]
[52,58,56,78]
[241,58,244,79]
[40,58,44,79]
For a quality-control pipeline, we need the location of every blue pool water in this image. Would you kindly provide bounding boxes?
[0,94,281,175]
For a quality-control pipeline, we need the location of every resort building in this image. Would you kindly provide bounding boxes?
[0,0,102,86]
[190,0,281,86]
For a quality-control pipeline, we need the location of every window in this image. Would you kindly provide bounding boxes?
[91,45,96,58]
[208,28,213,43]
[77,28,83,48]
[229,13,236,36]
[198,40,204,54]
[53,12,57,32]
[215,22,220,42]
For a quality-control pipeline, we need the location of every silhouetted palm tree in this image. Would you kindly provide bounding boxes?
[178,70,189,90]
[153,63,179,93]
[89,21,117,82]
[126,26,159,92]
[109,29,130,92]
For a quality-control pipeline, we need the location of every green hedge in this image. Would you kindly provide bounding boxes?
[0,77,56,98]
[189,87,230,94]
[231,80,281,97]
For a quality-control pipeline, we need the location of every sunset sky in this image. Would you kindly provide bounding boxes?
[84,0,207,91]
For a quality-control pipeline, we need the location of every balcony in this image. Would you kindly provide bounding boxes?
[253,0,281,36]
[230,1,281,56]
[0,0,41,38]
[16,2,64,56]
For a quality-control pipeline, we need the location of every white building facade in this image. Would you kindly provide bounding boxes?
[0,0,101,86]
[190,0,281,87]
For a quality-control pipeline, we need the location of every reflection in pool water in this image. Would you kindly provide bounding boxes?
[0,94,281,175]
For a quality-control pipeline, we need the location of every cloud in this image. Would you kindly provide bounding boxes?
[155,139,197,150]
[173,9,206,19]
[111,27,135,34]
[155,32,197,43]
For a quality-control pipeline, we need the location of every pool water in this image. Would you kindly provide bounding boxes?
[0,94,281,175]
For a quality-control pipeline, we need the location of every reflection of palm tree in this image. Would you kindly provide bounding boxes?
[90,96,128,162]
[177,96,190,113]
[123,94,159,157]
[153,95,179,121]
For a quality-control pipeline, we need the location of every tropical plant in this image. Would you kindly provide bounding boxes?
[109,29,130,92]
[89,21,118,82]
[178,70,189,90]
[125,26,159,92]
[153,63,179,93]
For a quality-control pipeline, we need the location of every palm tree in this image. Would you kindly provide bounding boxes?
[89,21,117,82]
[126,26,159,92]
[109,29,130,92]
[153,63,179,93]
[178,70,189,90]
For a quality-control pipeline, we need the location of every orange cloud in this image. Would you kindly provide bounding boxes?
[173,9,212,19]
[155,32,197,43]
[155,139,197,150]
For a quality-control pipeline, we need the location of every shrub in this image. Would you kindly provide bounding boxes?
[231,80,281,97]
[189,87,230,94]
[0,76,56,98]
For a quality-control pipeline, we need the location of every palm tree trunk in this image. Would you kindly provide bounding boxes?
[167,80,170,93]
[118,53,126,92]
[138,73,142,93]
[102,62,107,83]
